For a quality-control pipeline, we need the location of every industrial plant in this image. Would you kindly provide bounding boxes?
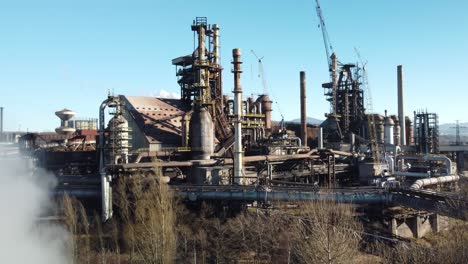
[1,3,467,262]
[10,14,464,234]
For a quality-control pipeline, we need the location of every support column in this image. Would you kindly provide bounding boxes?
[430,214,441,233]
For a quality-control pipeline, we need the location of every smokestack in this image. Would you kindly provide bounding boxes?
[212,24,220,65]
[198,24,205,62]
[300,71,307,146]
[397,65,406,145]
[0,107,3,140]
[232,48,243,184]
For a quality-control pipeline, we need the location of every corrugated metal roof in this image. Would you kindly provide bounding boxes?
[123,96,190,146]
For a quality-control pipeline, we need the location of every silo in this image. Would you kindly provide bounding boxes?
[384,116,394,145]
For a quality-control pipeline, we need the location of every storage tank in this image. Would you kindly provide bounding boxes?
[384,116,394,145]
[55,108,76,136]
[189,107,214,160]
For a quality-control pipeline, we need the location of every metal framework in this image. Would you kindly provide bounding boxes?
[414,111,439,154]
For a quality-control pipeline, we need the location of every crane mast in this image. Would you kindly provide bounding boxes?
[315,0,338,114]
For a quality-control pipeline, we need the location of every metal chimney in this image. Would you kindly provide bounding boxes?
[232,48,244,184]
[397,65,406,145]
[300,71,307,146]
[0,107,3,140]
[212,24,220,65]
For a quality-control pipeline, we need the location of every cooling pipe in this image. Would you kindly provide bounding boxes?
[232,48,244,184]
[397,65,406,145]
[410,175,460,190]
[300,71,307,146]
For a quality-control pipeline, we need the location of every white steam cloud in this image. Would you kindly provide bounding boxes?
[0,144,70,264]
[152,89,180,99]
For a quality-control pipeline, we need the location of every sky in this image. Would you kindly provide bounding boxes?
[0,0,467,132]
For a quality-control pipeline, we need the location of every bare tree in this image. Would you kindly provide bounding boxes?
[114,174,176,264]
[293,200,362,264]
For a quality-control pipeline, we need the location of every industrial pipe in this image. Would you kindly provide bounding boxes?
[178,189,393,205]
[410,175,460,190]
[318,127,324,149]
[99,96,119,221]
[397,65,406,145]
[396,154,453,176]
[232,48,244,184]
[300,71,307,146]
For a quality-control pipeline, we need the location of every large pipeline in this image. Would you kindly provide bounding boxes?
[410,175,460,190]
[177,187,392,204]
[109,152,320,170]
[396,154,453,176]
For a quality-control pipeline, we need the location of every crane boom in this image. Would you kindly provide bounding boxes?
[315,0,334,70]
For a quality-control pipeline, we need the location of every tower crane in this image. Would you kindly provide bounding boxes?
[315,0,334,71]
[315,0,338,114]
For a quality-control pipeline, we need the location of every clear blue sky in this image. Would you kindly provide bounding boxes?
[1,0,467,132]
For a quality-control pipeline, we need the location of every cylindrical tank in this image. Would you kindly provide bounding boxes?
[261,95,272,130]
[391,115,400,146]
[405,116,413,145]
[189,107,214,160]
[107,114,129,164]
[384,116,394,145]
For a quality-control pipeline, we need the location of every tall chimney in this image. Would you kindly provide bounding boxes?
[212,24,220,65]
[300,71,307,146]
[397,65,406,145]
[0,107,3,140]
[232,48,243,184]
